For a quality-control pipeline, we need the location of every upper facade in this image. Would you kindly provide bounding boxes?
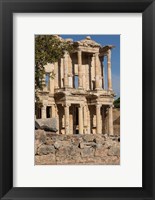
[42,35,115,102]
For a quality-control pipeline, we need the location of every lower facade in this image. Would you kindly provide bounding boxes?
[36,91,114,135]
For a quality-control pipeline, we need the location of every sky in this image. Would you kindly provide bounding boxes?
[60,35,120,99]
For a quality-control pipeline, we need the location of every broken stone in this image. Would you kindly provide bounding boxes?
[36,118,58,132]
[38,145,55,155]
[35,121,41,130]
[79,142,85,149]
[107,146,120,156]
[55,147,70,158]
[83,134,94,142]
[95,148,108,157]
[80,147,95,158]
[54,141,71,149]
[94,136,105,145]
[40,125,58,132]
[69,146,80,156]
[35,154,55,165]
[35,130,46,144]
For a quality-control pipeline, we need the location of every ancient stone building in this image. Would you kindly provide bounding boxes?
[36,36,115,135]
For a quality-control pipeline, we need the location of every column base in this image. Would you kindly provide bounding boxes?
[108,88,113,91]
[95,88,103,91]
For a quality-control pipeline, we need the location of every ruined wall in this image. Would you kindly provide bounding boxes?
[35,130,120,165]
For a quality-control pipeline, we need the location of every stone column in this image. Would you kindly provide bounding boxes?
[77,50,83,89]
[64,103,70,135]
[96,104,102,134]
[41,105,46,119]
[83,104,88,134]
[63,51,69,88]
[87,106,91,134]
[50,105,55,118]
[78,104,83,134]
[50,72,54,94]
[108,105,114,135]
[100,56,104,89]
[54,62,59,89]
[60,58,64,88]
[102,106,105,134]
[91,55,95,90]
[68,55,73,88]
[95,53,102,90]
[55,105,59,134]
[107,49,112,90]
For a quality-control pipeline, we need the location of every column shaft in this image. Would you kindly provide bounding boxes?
[108,105,114,135]
[107,49,112,90]
[95,53,102,90]
[96,104,102,134]
[64,104,70,135]
[50,105,55,118]
[78,50,83,88]
[55,105,59,134]
[87,106,91,134]
[50,72,54,93]
[60,58,64,88]
[102,107,105,134]
[54,62,59,89]
[63,52,69,87]
[41,105,46,119]
[78,105,83,134]
[101,56,104,89]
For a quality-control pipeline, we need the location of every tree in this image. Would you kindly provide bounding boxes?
[35,35,73,107]
[114,97,120,108]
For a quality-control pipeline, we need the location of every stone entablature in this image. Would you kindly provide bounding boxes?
[36,36,115,136]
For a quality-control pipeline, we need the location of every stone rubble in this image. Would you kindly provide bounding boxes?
[35,130,120,165]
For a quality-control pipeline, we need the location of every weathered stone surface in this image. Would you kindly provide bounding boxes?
[35,154,55,165]
[71,136,80,146]
[79,141,97,149]
[55,147,70,158]
[107,146,120,156]
[94,136,105,145]
[104,140,115,149]
[35,130,46,141]
[38,145,55,155]
[95,148,108,157]
[69,146,81,156]
[46,137,54,145]
[35,121,41,130]
[79,142,85,149]
[54,141,71,149]
[96,143,103,149]
[83,134,94,142]
[35,133,120,165]
[80,147,95,158]
[114,116,120,125]
[54,141,62,149]
[36,118,58,132]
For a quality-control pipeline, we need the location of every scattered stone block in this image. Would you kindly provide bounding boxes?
[38,145,55,155]
[107,146,120,156]
[80,147,95,158]
[83,134,94,142]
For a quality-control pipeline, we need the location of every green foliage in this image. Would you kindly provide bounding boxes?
[114,97,120,108]
[35,35,73,106]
